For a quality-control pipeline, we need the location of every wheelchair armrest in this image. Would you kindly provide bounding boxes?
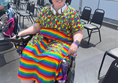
[4,34,33,43]
[21,34,33,41]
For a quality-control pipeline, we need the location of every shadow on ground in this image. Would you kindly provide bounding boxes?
[80,39,101,48]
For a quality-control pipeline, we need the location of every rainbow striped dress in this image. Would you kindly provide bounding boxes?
[18,5,83,83]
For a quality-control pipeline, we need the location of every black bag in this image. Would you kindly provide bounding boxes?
[102,59,118,83]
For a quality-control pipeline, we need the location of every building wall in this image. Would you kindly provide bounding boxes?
[99,0,118,20]
[70,0,80,11]
[81,0,118,21]
[31,0,118,22]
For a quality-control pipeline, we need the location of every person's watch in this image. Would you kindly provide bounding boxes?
[75,40,80,46]
[73,40,80,47]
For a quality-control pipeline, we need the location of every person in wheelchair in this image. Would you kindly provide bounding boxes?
[13,0,84,83]
[0,0,10,17]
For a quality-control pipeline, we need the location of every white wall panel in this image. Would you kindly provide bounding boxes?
[70,0,80,11]
[81,0,99,14]
[99,0,118,20]
[81,0,118,20]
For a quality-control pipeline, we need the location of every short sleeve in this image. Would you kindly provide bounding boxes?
[35,10,43,25]
[70,11,84,34]
[35,7,47,25]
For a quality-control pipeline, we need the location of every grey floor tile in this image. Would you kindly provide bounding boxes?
[76,46,103,62]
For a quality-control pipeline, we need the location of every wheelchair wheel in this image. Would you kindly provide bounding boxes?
[67,69,75,83]
[67,57,76,83]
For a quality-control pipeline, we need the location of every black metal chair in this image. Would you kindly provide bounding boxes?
[40,0,44,7]
[35,0,45,16]
[35,0,41,16]
[16,2,30,23]
[80,6,92,25]
[12,0,17,5]
[16,2,30,15]
[11,0,20,11]
[98,47,118,82]
[20,0,29,9]
[100,59,118,83]
[10,0,14,4]
[68,0,72,5]
[11,0,16,9]
[83,9,105,45]
[17,2,35,28]
[39,0,45,9]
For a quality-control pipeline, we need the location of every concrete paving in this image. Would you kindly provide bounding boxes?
[1,1,118,83]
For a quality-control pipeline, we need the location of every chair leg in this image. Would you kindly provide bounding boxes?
[19,15,21,25]
[37,10,40,16]
[38,8,41,12]
[28,16,34,24]
[22,16,24,28]
[26,16,30,21]
[98,52,107,80]
[30,16,35,23]
[22,4,24,9]
[98,29,101,42]
[36,8,38,16]
[87,29,89,37]
[87,30,92,45]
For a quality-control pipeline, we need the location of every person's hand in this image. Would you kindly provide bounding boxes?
[12,33,20,39]
[12,35,16,39]
[67,43,78,55]
[11,35,17,44]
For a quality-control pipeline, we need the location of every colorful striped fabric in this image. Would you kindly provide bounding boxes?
[39,28,72,42]
[18,5,83,83]
[18,31,72,83]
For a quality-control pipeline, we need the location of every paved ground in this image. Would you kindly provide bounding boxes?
[0,1,118,83]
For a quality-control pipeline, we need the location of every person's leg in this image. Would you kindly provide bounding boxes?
[21,79,35,83]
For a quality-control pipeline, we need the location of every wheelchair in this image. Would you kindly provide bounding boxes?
[0,12,76,82]
[3,34,76,83]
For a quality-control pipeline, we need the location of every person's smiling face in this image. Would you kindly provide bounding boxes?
[52,0,66,10]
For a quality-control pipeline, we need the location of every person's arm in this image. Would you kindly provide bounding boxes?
[67,9,84,55]
[67,30,83,55]
[17,23,41,37]
[73,30,83,42]
[0,5,5,10]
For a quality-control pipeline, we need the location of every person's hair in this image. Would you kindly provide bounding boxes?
[49,0,70,4]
